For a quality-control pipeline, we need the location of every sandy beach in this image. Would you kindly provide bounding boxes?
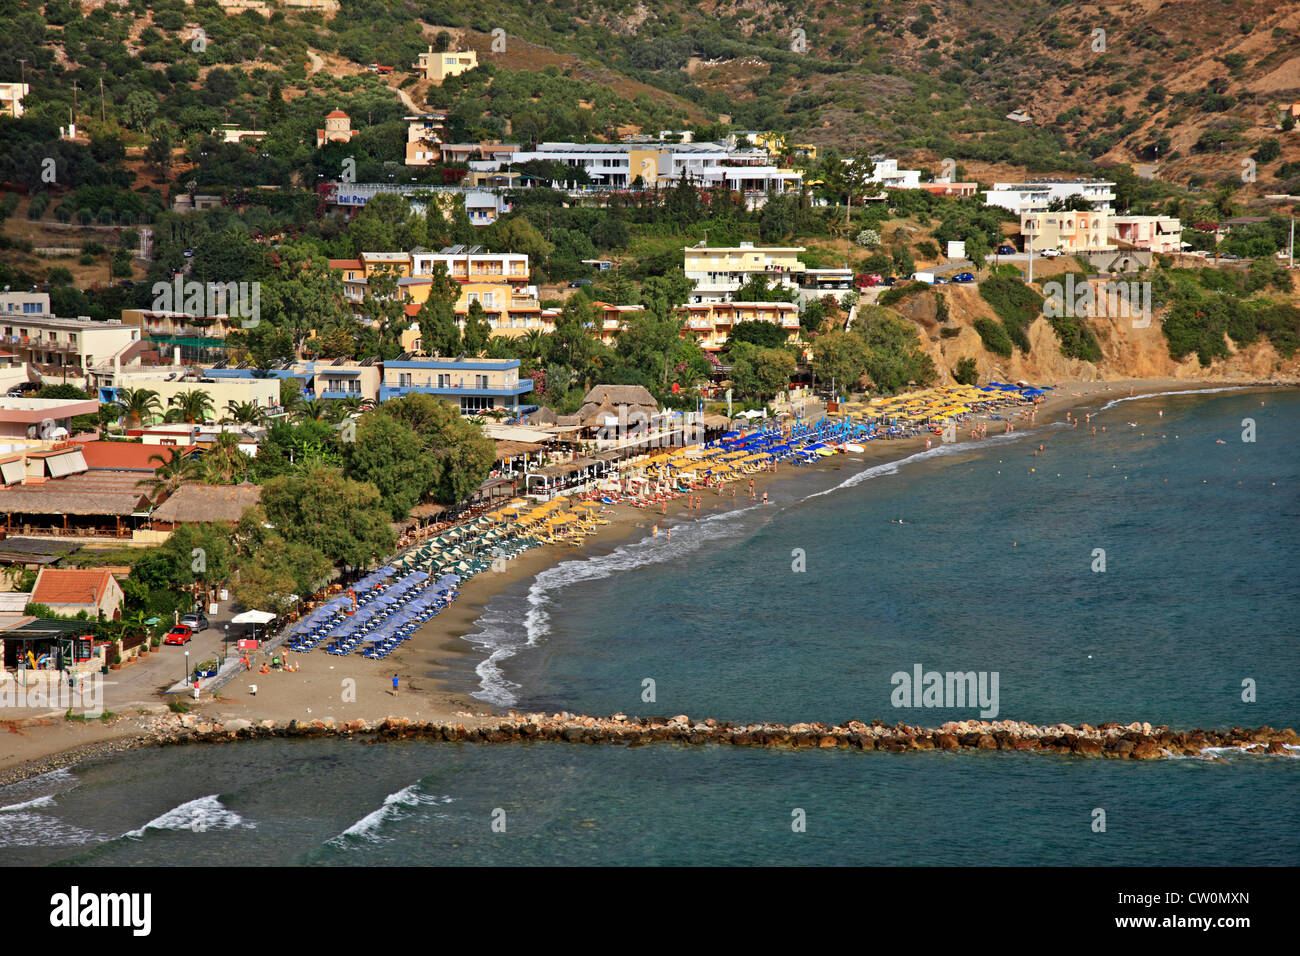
[0,377,1281,781]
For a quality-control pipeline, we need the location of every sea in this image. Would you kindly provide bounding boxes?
[3,387,1297,866]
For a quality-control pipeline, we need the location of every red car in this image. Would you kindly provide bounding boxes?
[163,625,194,646]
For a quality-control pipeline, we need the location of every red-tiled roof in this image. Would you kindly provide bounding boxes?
[31,568,116,607]
[77,441,194,472]
[325,110,350,119]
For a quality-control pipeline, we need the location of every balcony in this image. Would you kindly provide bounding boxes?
[379,379,532,401]
[320,389,364,400]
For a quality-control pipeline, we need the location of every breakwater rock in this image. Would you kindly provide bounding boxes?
[140,713,1300,759]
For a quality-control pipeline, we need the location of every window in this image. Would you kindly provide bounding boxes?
[475,374,489,389]
[460,396,493,413]
[349,380,360,394]
[399,373,412,387]
[436,374,451,388]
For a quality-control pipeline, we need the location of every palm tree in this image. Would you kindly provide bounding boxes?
[202,431,251,484]
[115,387,163,428]
[297,399,328,421]
[520,329,546,361]
[137,448,200,500]
[328,396,363,423]
[224,400,264,425]
[164,389,214,424]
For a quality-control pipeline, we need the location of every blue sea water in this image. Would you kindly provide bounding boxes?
[2,388,1297,866]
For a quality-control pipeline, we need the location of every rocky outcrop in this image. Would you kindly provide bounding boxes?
[134,713,1299,761]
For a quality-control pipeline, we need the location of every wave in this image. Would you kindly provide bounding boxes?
[466,505,761,706]
[0,794,56,812]
[327,784,452,847]
[124,794,253,838]
[0,810,100,848]
[1097,385,1252,413]
[804,430,1031,501]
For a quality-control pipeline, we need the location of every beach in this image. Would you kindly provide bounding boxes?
[0,376,1285,782]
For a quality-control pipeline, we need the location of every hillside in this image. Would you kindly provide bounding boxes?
[889,281,1300,389]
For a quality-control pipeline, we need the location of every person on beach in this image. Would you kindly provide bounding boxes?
[762,492,768,505]
[666,527,672,541]
[392,675,399,696]
[192,678,200,701]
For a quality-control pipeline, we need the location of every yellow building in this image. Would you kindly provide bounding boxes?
[675,301,801,352]
[683,243,808,303]
[414,46,478,84]
[1020,209,1116,254]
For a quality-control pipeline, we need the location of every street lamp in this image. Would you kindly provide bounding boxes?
[184,649,190,685]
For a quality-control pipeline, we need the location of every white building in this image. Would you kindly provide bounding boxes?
[983,180,1116,215]
[855,155,922,190]
[513,142,801,197]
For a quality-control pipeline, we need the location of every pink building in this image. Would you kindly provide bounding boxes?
[1109,215,1182,255]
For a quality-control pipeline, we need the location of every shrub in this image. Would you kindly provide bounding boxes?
[973,318,1013,357]
[953,356,979,384]
[979,276,1043,353]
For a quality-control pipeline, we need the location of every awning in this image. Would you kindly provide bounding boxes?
[0,460,24,485]
[230,610,276,625]
[45,450,87,478]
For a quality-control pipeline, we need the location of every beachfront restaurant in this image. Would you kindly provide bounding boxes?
[525,457,611,498]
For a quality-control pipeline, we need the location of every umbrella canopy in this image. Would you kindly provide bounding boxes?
[231,610,277,625]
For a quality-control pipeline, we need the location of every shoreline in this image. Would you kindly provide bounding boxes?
[0,377,1290,783]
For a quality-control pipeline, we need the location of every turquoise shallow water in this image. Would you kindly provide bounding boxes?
[2,388,1297,865]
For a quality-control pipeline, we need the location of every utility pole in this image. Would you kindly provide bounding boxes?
[17,58,26,88]
[1026,222,1034,284]
[1290,218,1295,270]
[99,77,105,123]
[71,80,79,118]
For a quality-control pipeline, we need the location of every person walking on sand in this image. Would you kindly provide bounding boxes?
[392,675,399,696]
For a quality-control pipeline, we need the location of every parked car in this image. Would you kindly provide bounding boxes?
[163,625,194,646]
[881,276,897,286]
[933,276,950,284]
[952,272,976,283]
[997,245,1017,255]
[180,612,210,632]
[854,273,884,288]
[1040,248,1062,258]
[568,278,593,287]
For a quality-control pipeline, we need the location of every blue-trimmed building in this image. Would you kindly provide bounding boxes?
[380,356,531,414]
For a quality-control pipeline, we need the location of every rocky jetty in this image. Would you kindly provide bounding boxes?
[137,713,1299,760]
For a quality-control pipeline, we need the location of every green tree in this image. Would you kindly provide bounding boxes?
[343,413,427,519]
[729,343,795,403]
[415,262,462,356]
[810,330,869,394]
[461,300,492,355]
[258,466,395,571]
[374,393,495,505]
[953,356,979,385]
